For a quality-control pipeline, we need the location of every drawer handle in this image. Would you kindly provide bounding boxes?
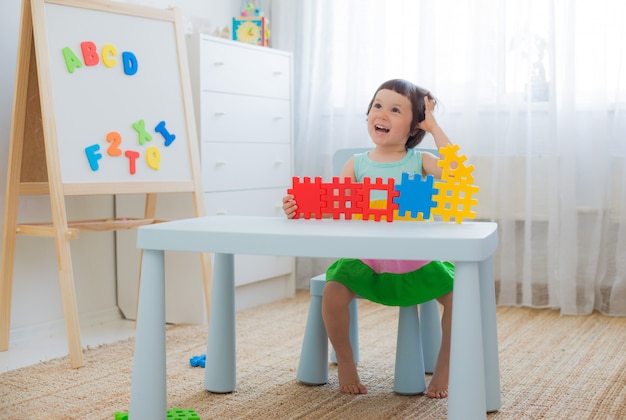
[213,61,225,66]
[274,160,284,165]
[215,161,227,166]
[273,116,283,120]
[273,71,283,76]
[216,210,228,215]
[215,112,226,116]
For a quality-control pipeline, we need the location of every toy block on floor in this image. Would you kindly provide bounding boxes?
[115,408,200,420]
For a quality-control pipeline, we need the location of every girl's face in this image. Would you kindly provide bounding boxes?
[367,89,415,148]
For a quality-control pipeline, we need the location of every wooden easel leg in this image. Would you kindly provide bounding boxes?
[56,237,84,368]
[0,0,31,352]
[0,229,18,352]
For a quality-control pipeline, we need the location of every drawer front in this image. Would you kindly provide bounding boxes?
[200,92,290,143]
[202,143,291,192]
[200,40,290,99]
[204,188,285,217]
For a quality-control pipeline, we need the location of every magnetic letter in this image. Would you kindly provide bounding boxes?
[125,150,140,175]
[122,51,138,76]
[80,41,99,66]
[154,121,176,147]
[101,44,117,68]
[145,146,161,170]
[105,131,123,156]
[62,47,83,74]
[85,144,102,171]
[132,119,152,146]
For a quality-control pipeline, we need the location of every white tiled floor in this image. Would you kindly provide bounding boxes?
[0,319,136,373]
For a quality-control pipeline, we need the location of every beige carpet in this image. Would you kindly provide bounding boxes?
[1,290,626,419]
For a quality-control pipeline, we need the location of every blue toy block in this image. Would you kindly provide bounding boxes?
[190,354,206,368]
[393,173,438,219]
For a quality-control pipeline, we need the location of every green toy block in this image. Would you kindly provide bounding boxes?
[115,408,199,419]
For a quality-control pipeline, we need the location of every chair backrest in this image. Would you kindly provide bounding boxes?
[332,148,371,175]
[331,147,439,176]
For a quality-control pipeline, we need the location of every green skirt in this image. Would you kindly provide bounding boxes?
[325,259,454,306]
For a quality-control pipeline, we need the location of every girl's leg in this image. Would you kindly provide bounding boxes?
[322,281,367,394]
[427,291,452,398]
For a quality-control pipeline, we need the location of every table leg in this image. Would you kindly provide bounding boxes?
[204,253,236,393]
[479,256,502,412]
[449,261,487,420]
[129,249,166,419]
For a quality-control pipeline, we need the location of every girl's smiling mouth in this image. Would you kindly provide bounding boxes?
[375,124,390,133]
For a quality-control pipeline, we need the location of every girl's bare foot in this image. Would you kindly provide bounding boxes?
[337,361,368,394]
[426,366,449,398]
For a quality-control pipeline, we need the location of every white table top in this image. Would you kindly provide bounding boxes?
[137,216,498,262]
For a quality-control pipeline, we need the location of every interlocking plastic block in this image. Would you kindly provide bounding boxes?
[287,176,327,219]
[189,354,206,368]
[320,177,365,219]
[115,408,200,420]
[438,143,475,183]
[432,180,479,223]
[167,408,201,419]
[393,173,438,220]
[360,177,399,222]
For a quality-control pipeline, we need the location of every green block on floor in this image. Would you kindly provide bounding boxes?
[115,408,199,420]
[168,408,200,419]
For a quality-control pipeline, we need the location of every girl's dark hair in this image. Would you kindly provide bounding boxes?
[366,79,437,148]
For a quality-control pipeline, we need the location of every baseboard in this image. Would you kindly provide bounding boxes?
[235,273,295,312]
[9,306,125,344]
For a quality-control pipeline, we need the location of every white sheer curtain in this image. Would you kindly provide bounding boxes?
[271,0,626,315]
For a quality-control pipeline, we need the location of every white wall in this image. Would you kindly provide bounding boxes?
[0,0,240,337]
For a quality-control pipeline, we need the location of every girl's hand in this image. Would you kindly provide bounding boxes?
[417,96,438,133]
[282,194,298,219]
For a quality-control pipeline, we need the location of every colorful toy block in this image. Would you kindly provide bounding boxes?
[393,173,438,220]
[190,354,206,368]
[287,176,327,219]
[115,408,200,420]
[361,177,398,222]
[288,145,480,223]
[167,408,201,419]
[320,177,364,219]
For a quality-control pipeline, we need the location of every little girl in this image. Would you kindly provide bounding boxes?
[283,79,454,398]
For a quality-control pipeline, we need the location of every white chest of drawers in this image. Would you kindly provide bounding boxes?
[186,32,295,289]
[115,34,295,324]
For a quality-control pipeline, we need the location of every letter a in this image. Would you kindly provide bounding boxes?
[62,47,83,74]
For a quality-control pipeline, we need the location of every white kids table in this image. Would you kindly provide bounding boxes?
[128,216,500,419]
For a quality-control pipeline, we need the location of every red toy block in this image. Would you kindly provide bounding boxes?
[360,177,399,222]
[287,176,326,219]
[320,177,365,219]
